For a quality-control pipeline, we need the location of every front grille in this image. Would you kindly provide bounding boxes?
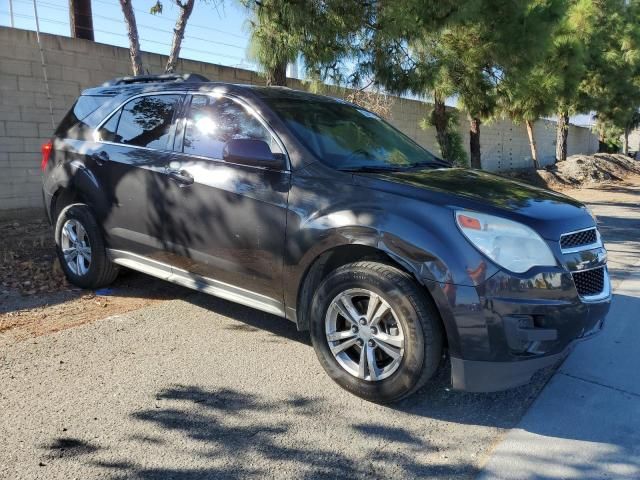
[572,267,605,297]
[560,228,598,250]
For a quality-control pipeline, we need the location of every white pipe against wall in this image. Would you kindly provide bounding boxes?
[9,0,15,27]
[31,0,55,128]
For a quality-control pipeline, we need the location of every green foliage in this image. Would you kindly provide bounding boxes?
[594,118,624,151]
[150,1,163,15]
[242,0,301,82]
[420,107,468,167]
[241,0,373,86]
[581,1,640,140]
[496,1,581,124]
[241,0,640,166]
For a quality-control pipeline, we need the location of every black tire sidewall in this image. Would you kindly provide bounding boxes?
[55,204,109,289]
[310,264,428,403]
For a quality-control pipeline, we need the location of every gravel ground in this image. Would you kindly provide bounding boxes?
[1,175,637,480]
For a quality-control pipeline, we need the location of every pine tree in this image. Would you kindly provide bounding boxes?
[581,0,640,153]
[243,1,566,168]
[548,0,598,162]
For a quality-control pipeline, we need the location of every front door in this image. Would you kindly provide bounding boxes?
[163,93,290,311]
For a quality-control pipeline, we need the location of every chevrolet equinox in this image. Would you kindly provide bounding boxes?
[41,74,611,403]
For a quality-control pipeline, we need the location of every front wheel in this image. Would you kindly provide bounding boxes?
[309,261,443,403]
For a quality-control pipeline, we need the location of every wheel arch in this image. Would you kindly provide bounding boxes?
[47,160,112,224]
[294,243,452,352]
[50,186,84,223]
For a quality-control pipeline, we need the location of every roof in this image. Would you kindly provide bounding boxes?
[81,73,338,104]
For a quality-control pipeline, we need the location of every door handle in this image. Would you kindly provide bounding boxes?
[167,168,194,186]
[92,151,109,166]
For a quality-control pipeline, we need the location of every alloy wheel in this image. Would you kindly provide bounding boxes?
[60,219,92,276]
[325,288,405,381]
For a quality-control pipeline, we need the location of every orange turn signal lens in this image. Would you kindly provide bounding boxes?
[458,214,481,230]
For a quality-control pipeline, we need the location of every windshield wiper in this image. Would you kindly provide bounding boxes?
[338,166,405,173]
[405,159,451,169]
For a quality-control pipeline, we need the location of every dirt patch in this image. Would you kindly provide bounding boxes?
[0,216,66,296]
[0,216,183,342]
[505,154,640,190]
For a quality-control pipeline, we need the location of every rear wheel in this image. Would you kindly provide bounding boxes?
[309,261,443,403]
[55,204,119,289]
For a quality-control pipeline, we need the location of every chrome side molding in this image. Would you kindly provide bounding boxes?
[106,249,287,317]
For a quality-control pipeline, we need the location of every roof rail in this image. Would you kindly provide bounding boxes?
[102,73,210,87]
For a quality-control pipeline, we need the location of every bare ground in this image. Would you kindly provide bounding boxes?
[505,153,640,190]
[0,217,183,343]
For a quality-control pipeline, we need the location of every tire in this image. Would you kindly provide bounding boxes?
[309,261,443,403]
[54,203,119,289]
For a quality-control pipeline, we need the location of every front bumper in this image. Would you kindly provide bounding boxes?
[425,261,611,393]
[450,312,605,392]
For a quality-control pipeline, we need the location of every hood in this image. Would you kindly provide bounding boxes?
[354,168,595,240]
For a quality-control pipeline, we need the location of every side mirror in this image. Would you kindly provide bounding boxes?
[222,139,284,170]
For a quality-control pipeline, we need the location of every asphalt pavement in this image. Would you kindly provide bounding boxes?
[0,286,552,479]
[0,183,638,480]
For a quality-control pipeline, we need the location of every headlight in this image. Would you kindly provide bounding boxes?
[455,210,556,273]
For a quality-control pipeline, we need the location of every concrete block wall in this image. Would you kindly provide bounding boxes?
[0,27,268,210]
[0,27,599,211]
[627,128,640,152]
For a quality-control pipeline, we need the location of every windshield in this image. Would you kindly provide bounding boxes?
[263,98,446,171]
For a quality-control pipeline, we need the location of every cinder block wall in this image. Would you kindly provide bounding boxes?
[0,27,598,211]
[627,128,640,152]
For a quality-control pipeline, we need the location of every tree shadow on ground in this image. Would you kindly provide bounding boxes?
[42,437,101,460]
[185,291,311,345]
[91,385,479,479]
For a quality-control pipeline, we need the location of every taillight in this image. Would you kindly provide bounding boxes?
[41,140,53,171]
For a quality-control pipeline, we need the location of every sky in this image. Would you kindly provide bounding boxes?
[1,0,256,68]
[0,0,595,127]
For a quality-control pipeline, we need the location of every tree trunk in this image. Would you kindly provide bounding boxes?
[69,0,94,41]
[266,60,287,86]
[432,96,451,162]
[623,127,630,155]
[469,116,481,169]
[165,0,195,73]
[555,110,569,163]
[525,120,540,169]
[597,130,607,153]
[119,0,143,75]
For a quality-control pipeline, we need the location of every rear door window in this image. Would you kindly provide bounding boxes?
[182,95,281,159]
[98,94,183,150]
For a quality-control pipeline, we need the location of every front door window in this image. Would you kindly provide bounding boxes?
[182,95,281,159]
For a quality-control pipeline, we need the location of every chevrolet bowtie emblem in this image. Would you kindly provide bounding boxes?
[576,249,607,270]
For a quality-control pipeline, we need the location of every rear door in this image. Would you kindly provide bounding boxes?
[163,93,291,310]
[91,92,185,259]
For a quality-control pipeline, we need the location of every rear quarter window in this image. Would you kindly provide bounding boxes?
[55,95,115,140]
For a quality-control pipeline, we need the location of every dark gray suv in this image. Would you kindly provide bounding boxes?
[41,75,611,403]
